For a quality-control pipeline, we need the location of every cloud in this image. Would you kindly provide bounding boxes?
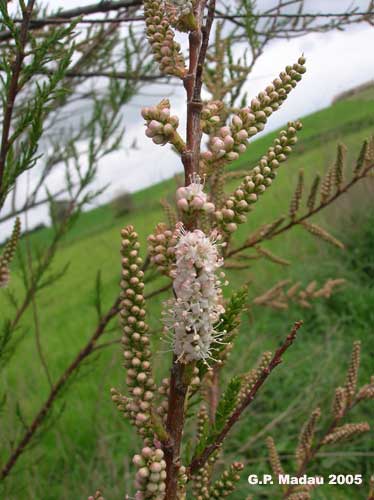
[1,1,373,235]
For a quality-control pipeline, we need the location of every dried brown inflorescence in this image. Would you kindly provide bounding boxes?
[253,278,346,310]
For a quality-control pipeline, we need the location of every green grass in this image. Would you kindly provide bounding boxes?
[1,91,374,500]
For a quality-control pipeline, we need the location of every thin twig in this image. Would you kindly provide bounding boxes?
[189,320,303,475]
[227,163,374,259]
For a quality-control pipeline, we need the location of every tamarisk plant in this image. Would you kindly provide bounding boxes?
[91,1,374,499]
[0,3,373,498]
[267,341,373,499]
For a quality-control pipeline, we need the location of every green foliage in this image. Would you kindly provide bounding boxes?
[212,376,242,437]
[219,286,249,338]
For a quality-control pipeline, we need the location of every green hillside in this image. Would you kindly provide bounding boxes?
[1,91,374,499]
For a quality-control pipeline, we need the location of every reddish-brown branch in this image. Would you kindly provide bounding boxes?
[189,321,303,475]
[0,295,120,481]
[0,0,35,197]
[164,1,216,498]
[164,360,196,498]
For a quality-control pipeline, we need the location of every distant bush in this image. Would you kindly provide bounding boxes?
[49,199,72,224]
[111,191,134,217]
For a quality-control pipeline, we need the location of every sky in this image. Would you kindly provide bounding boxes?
[1,0,374,235]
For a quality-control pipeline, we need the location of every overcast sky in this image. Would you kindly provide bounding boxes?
[1,0,374,235]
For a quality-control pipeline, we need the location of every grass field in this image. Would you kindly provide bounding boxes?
[1,89,374,499]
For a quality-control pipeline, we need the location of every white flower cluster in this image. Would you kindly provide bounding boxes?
[176,174,215,214]
[164,228,226,363]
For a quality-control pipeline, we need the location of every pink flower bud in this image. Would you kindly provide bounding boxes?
[232,115,243,128]
[203,202,215,213]
[220,126,231,137]
[169,115,179,127]
[150,462,162,473]
[190,196,204,210]
[145,128,155,138]
[176,186,187,200]
[152,135,166,145]
[248,193,258,202]
[163,123,174,136]
[225,222,238,233]
[177,198,189,211]
[226,151,239,161]
[201,150,213,161]
[159,108,170,120]
[223,135,234,150]
[251,97,261,110]
[154,449,164,460]
[148,120,162,132]
[248,126,258,136]
[160,46,171,56]
[153,254,165,264]
[210,137,225,152]
[142,447,153,458]
[141,107,151,119]
[137,466,149,479]
[236,129,248,141]
[133,454,145,466]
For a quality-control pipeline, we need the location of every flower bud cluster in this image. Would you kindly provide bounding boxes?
[142,99,184,150]
[144,0,186,78]
[164,0,195,31]
[192,447,220,500]
[216,121,302,234]
[176,174,215,214]
[201,100,226,134]
[163,228,226,363]
[207,462,244,499]
[202,57,306,165]
[238,352,272,404]
[155,377,170,421]
[147,223,177,275]
[0,217,21,288]
[118,226,155,437]
[133,446,167,499]
[155,368,200,421]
